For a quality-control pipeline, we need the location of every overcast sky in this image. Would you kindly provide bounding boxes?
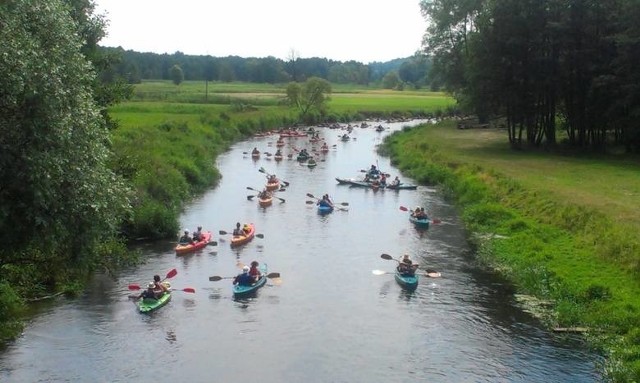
[93,0,428,64]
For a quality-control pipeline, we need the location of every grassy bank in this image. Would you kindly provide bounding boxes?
[381,121,640,381]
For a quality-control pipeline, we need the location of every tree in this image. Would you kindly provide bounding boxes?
[382,71,401,89]
[0,0,131,283]
[170,64,184,85]
[286,77,332,121]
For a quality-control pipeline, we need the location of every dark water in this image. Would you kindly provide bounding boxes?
[0,120,602,382]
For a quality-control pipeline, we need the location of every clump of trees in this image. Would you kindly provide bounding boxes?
[421,0,640,152]
[0,0,133,339]
[286,77,332,123]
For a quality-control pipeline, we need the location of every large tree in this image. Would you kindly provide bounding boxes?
[0,0,130,287]
[286,77,332,122]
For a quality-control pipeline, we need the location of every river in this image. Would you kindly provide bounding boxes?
[0,120,602,382]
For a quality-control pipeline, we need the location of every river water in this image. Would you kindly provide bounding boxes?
[0,120,602,382]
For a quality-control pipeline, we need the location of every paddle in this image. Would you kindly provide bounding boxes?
[128,285,195,293]
[399,206,441,224]
[128,268,177,290]
[208,272,280,282]
[305,193,349,206]
[258,167,290,187]
[380,254,441,277]
[218,230,265,239]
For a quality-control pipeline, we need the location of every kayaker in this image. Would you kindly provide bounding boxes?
[233,266,254,286]
[411,206,421,218]
[317,194,333,208]
[251,147,259,155]
[138,282,156,300]
[369,164,380,176]
[258,189,270,199]
[193,226,203,242]
[232,222,243,236]
[397,255,418,276]
[249,261,262,282]
[242,223,251,234]
[152,275,169,298]
[275,149,283,156]
[268,174,277,183]
[380,174,387,187]
[391,176,401,187]
[179,229,193,245]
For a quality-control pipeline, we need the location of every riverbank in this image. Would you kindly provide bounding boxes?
[381,120,640,382]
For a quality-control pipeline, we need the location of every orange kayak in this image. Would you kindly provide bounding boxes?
[231,223,255,247]
[265,179,280,191]
[258,195,273,207]
[175,231,212,255]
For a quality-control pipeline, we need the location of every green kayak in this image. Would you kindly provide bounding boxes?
[138,283,172,313]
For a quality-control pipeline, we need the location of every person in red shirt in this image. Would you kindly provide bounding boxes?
[248,261,262,283]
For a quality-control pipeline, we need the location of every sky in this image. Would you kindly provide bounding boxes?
[93,0,428,64]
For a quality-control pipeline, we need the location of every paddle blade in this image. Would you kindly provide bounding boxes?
[247,195,255,200]
[166,268,178,279]
[340,202,349,206]
[372,270,389,275]
[380,253,394,260]
[399,206,409,211]
[282,181,290,187]
[305,200,315,204]
[266,272,280,278]
[219,230,228,235]
[246,186,257,191]
[128,284,141,290]
[306,193,317,199]
[209,276,223,281]
[208,241,218,246]
[276,197,286,203]
[256,234,264,239]
[425,270,442,278]
[258,167,266,173]
[181,288,196,293]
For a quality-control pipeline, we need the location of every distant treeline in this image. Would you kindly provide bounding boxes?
[99,47,433,89]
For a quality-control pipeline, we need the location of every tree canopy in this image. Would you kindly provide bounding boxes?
[0,0,131,296]
[421,0,640,151]
[286,77,332,122]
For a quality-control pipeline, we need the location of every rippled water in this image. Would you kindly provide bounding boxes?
[0,120,602,382]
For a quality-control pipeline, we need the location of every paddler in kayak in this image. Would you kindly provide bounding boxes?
[317,194,334,209]
[178,229,193,245]
[249,261,262,282]
[397,255,418,276]
[233,266,254,286]
[137,275,169,300]
[232,222,243,236]
[192,226,203,242]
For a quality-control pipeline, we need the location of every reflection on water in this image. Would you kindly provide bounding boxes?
[0,120,601,383]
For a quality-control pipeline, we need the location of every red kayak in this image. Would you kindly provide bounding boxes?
[265,179,280,191]
[231,223,255,247]
[175,231,212,255]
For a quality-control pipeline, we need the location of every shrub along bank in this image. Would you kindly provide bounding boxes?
[381,120,640,382]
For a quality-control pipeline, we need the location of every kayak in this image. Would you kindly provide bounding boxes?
[251,152,260,158]
[175,231,212,255]
[231,223,255,247]
[265,179,280,191]
[276,140,285,147]
[409,215,430,228]
[139,283,172,313]
[317,204,334,214]
[307,161,317,168]
[296,154,310,161]
[394,270,418,290]
[233,264,268,296]
[274,155,283,161]
[258,195,273,207]
[386,183,418,190]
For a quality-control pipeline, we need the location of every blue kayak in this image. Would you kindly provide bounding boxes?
[395,270,418,290]
[317,204,334,214]
[233,264,268,296]
[409,215,430,228]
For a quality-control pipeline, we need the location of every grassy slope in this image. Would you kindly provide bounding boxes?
[383,121,640,381]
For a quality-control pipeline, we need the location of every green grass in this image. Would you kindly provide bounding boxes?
[382,121,640,381]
